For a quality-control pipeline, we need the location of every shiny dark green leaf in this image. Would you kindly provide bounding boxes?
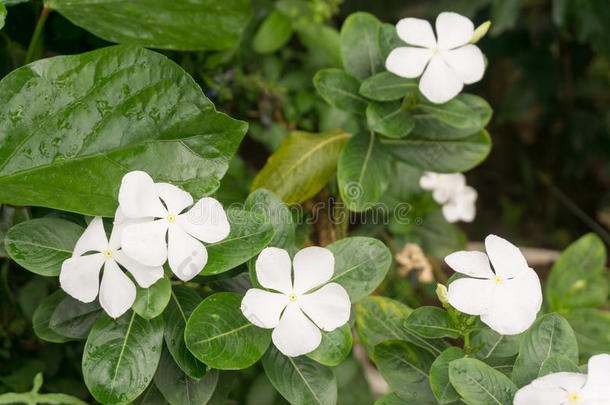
[449,358,517,405]
[49,295,102,339]
[32,290,70,343]
[306,323,352,367]
[245,188,296,252]
[132,277,171,320]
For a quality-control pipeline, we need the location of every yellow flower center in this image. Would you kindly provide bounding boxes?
[104,249,113,258]
[493,276,503,284]
[568,393,580,403]
[289,293,297,302]
[167,214,176,223]
[433,47,441,54]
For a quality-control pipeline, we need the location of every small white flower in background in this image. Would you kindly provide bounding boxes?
[241,246,351,357]
[514,354,610,405]
[60,214,164,318]
[386,12,486,104]
[118,171,230,281]
[445,234,542,335]
[420,172,477,223]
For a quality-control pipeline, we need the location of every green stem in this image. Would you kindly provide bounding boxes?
[463,331,471,354]
[25,6,51,64]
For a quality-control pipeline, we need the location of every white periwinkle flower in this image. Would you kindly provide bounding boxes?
[386,12,486,104]
[241,247,351,357]
[60,215,163,318]
[514,354,610,405]
[420,172,477,223]
[118,171,230,281]
[445,234,542,335]
[442,185,477,223]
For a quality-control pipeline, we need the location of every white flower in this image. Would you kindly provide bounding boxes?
[241,247,351,357]
[420,172,477,223]
[59,214,163,318]
[445,234,542,335]
[442,185,477,223]
[386,12,486,104]
[117,171,230,282]
[514,354,610,405]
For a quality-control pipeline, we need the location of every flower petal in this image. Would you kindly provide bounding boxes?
[177,197,230,243]
[98,260,136,319]
[435,12,474,50]
[444,251,494,278]
[155,182,193,215]
[241,289,289,329]
[385,47,433,79]
[485,234,529,279]
[448,277,495,315]
[113,250,164,288]
[396,17,436,48]
[419,55,463,103]
[272,302,322,357]
[443,44,485,85]
[514,373,584,405]
[121,219,168,267]
[73,217,108,257]
[167,225,208,281]
[293,246,334,294]
[430,173,466,204]
[419,172,439,190]
[582,354,610,400]
[255,247,293,295]
[109,207,152,251]
[59,253,104,303]
[118,171,167,219]
[299,283,350,331]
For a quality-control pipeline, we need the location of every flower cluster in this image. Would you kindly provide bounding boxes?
[60,171,230,318]
[419,172,477,223]
[386,12,486,104]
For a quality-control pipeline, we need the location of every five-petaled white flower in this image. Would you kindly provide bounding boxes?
[445,234,542,335]
[241,247,351,357]
[420,172,477,223]
[118,171,230,282]
[514,354,610,405]
[386,12,486,104]
[60,215,163,318]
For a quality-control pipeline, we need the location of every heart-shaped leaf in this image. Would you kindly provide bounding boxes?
[449,358,517,405]
[314,69,367,114]
[132,277,171,320]
[306,323,353,367]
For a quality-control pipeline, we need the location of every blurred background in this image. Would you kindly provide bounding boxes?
[1,0,608,403]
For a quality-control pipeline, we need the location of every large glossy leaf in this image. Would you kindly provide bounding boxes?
[449,358,517,405]
[163,286,207,379]
[545,233,608,311]
[337,132,390,212]
[83,311,164,404]
[262,346,337,405]
[565,308,610,360]
[374,340,437,404]
[50,295,102,339]
[154,347,218,405]
[46,0,252,50]
[245,189,296,252]
[306,323,352,367]
[512,313,578,387]
[359,72,417,102]
[32,290,70,343]
[325,236,391,302]
[202,210,274,275]
[132,277,171,320]
[366,101,415,139]
[253,11,293,54]
[340,12,383,79]
[0,45,247,216]
[4,218,83,276]
[251,130,351,204]
[185,292,271,370]
[429,347,464,404]
[313,69,367,114]
[404,306,461,339]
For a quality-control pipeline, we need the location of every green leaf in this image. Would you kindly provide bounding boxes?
[373,340,437,404]
[449,358,517,405]
[132,383,169,405]
[430,347,464,404]
[564,308,610,360]
[366,101,415,139]
[512,313,579,387]
[32,290,70,343]
[313,69,367,114]
[253,11,294,54]
[47,0,252,50]
[245,188,296,252]
[340,12,383,79]
[163,286,207,379]
[83,311,164,404]
[202,210,275,275]
[0,3,6,31]
[262,346,337,405]
[0,206,28,259]
[326,236,391,302]
[418,97,483,129]
[251,130,351,204]
[306,323,352,367]
[337,132,390,212]
[374,393,404,405]
[470,328,523,360]
[49,295,102,339]
[359,72,417,102]
[545,233,608,311]
[0,45,247,216]
[132,277,171,320]
[4,218,83,276]
[404,306,461,339]
[296,25,342,68]
[377,23,402,61]
[154,347,218,405]
[538,354,580,377]
[355,296,447,358]
[185,292,271,370]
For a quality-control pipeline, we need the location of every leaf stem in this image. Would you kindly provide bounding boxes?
[25,5,51,64]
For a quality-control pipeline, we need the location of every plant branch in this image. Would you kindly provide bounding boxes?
[25,6,51,64]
